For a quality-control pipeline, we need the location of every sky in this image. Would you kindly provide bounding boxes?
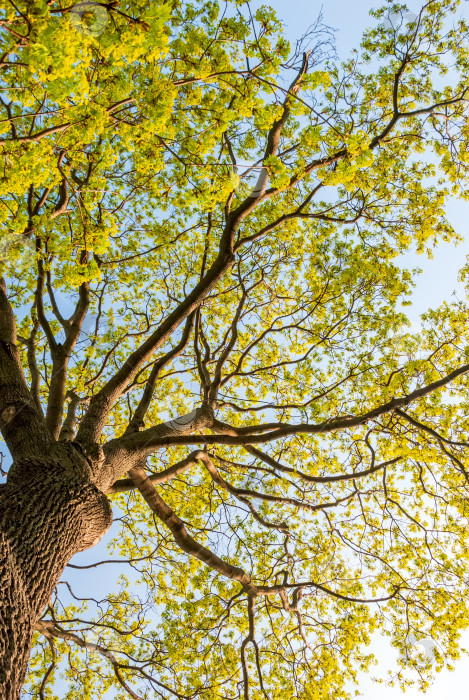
[244,0,469,697]
[15,1,469,698]
[260,0,469,322]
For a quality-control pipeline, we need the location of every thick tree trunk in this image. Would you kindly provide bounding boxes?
[0,445,112,699]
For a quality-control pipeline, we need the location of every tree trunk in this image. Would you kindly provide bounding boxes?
[0,445,112,699]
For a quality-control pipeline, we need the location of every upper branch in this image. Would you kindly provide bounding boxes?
[0,279,52,463]
[76,243,236,448]
[125,313,195,434]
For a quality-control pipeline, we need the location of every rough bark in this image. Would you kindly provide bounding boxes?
[0,444,112,700]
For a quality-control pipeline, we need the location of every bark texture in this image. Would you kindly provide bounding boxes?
[0,445,112,699]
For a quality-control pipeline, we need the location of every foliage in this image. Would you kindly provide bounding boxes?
[2,0,469,697]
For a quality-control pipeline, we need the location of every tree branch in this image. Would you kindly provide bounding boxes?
[126,463,257,595]
[0,278,51,463]
[111,361,469,454]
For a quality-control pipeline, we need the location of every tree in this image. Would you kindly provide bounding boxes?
[1,0,469,696]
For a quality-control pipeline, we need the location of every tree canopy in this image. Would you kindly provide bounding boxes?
[2,0,469,697]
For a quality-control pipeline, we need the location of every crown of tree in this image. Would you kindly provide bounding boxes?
[1,1,469,698]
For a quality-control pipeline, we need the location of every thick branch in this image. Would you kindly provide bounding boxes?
[127,464,257,595]
[126,313,195,434]
[0,279,51,461]
[107,452,199,494]
[45,282,89,439]
[196,450,357,514]
[111,361,469,454]
[76,249,236,448]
